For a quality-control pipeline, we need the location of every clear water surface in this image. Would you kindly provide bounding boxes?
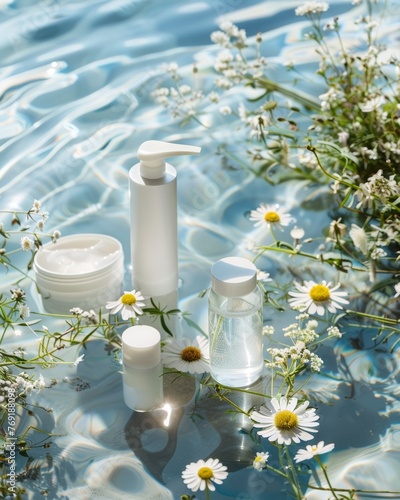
[1,0,400,498]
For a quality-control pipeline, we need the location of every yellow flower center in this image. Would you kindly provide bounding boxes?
[309,284,330,302]
[198,466,214,480]
[121,293,137,305]
[181,346,202,362]
[254,456,262,463]
[274,409,299,431]
[264,211,280,223]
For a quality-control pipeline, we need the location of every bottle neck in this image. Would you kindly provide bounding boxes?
[140,159,165,179]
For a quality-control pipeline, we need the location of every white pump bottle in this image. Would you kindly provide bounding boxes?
[129,140,201,299]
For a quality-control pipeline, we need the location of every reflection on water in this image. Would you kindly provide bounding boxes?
[1,0,400,498]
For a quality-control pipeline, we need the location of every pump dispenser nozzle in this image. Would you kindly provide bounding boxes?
[138,140,201,179]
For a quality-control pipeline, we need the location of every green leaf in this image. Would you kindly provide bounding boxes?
[182,316,208,337]
[317,140,359,165]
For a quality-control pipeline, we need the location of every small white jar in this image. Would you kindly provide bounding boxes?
[33,233,124,314]
[122,325,163,412]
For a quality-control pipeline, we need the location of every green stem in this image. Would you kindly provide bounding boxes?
[315,456,339,500]
[210,313,224,352]
[346,309,400,325]
[215,388,251,417]
[205,484,211,500]
[254,77,321,111]
[284,445,303,499]
[255,243,366,273]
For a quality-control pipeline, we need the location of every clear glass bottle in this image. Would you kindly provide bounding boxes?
[208,256,264,388]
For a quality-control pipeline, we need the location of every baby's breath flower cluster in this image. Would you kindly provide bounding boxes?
[265,312,327,381]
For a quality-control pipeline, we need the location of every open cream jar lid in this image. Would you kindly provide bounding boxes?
[33,234,124,314]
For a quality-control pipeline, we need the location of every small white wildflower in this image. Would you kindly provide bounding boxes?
[327,218,347,243]
[11,288,25,301]
[210,30,231,47]
[81,309,97,323]
[309,353,324,372]
[359,95,385,112]
[74,354,85,367]
[364,169,400,200]
[295,2,329,16]
[34,374,46,391]
[290,226,305,240]
[349,224,368,255]
[327,326,343,338]
[394,283,400,298]
[253,451,269,471]
[179,85,192,95]
[36,219,45,231]
[70,307,83,315]
[257,270,272,282]
[294,441,335,462]
[52,230,61,241]
[306,320,318,330]
[208,91,220,103]
[298,151,318,168]
[219,105,232,115]
[214,76,233,89]
[31,199,41,213]
[371,247,387,260]
[20,236,34,251]
[263,325,275,336]
[338,131,349,145]
[18,304,30,319]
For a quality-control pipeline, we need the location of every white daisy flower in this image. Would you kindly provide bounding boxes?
[251,396,319,445]
[162,336,210,374]
[294,441,335,463]
[394,283,400,298]
[182,457,228,492]
[249,203,293,230]
[105,290,145,320]
[288,280,349,316]
[253,451,269,471]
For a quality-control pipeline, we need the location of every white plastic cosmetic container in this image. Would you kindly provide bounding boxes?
[33,234,124,314]
[122,325,163,412]
[129,140,201,298]
[208,256,264,388]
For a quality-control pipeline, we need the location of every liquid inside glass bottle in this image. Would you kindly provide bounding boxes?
[208,257,264,387]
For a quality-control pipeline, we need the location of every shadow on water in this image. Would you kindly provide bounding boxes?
[124,373,268,484]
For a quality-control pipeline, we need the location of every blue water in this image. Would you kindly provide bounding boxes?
[1,0,400,498]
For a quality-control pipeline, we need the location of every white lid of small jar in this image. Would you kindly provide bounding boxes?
[211,256,257,298]
[122,325,161,369]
